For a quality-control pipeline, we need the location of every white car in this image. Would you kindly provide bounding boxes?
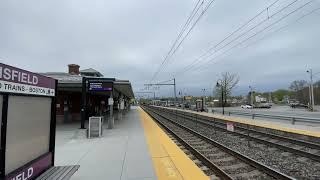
[241,104,253,109]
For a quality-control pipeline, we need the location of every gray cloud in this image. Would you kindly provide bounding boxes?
[1,0,320,97]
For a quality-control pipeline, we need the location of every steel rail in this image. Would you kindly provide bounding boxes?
[141,106,233,180]
[168,108,320,162]
[143,106,295,180]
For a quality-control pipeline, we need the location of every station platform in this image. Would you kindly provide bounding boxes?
[54,106,208,180]
[165,107,320,138]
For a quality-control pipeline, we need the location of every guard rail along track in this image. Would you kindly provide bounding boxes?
[142,105,295,180]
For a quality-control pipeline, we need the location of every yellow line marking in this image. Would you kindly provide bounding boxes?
[139,107,209,180]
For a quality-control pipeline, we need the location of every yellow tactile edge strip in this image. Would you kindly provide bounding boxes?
[138,107,209,180]
[165,107,320,138]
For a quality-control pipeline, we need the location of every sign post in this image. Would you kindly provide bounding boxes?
[108,96,114,129]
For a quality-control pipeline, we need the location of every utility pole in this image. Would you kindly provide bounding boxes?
[249,86,254,105]
[202,88,206,111]
[269,92,272,103]
[221,86,224,115]
[216,82,224,115]
[135,91,156,100]
[307,69,315,111]
[174,78,177,103]
[144,78,177,104]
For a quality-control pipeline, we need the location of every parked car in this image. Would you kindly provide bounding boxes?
[290,103,308,108]
[241,104,253,109]
[255,103,272,109]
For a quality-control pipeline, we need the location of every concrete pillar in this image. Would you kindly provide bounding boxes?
[118,97,124,120]
[63,97,69,123]
[108,95,114,129]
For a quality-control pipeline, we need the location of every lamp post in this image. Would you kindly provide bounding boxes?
[249,86,254,105]
[216,81,224,115]
[202,88,206,111]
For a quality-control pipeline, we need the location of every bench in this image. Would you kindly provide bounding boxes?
[35,165,80,180]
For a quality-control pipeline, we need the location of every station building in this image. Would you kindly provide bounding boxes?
[41,64,134,125]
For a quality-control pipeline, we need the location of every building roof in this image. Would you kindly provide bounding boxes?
[80,68,103,77]
[40,73,134,99]
[40,72,82,84]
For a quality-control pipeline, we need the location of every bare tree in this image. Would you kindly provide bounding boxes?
[289,80,307,92]
[289,80,308,103]
[215,72,240,105]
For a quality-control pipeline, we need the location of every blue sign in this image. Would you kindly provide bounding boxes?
[89,82,112,91]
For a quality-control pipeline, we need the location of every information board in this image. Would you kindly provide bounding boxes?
[5,96,51,175]
[0,63,55,96]
[88,82,112,91]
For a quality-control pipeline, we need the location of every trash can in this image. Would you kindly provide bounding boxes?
[88,116,103,138]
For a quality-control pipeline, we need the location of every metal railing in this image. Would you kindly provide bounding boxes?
[211,109,320,124]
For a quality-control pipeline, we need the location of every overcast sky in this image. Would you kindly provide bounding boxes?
[1,0,320,98]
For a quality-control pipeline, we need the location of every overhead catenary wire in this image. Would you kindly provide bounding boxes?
[155,0,216,81]
[167,0,216,59]
[181,0,315,75]
[170,0,203,53]
[149,0,204,83]
[173,0,306,77]
[243,6,320,49]
[150,0,216,83]
[175,0,301,76]
[175,0,281,75]
[156,78,175,84]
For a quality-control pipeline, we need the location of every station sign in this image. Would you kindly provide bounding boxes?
[88,82,113,91]
[5,153,52,180]
[0,63,55,96]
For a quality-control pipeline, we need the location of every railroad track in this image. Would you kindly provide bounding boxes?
[164,107,320,162]
[148,106,320,179]
[142,106,294,180]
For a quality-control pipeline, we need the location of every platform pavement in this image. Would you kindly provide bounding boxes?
[54,107,156,180]
[54,106,208,180]
[138,107,209,180]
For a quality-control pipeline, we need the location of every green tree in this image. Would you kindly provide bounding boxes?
[272,89,294,103]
